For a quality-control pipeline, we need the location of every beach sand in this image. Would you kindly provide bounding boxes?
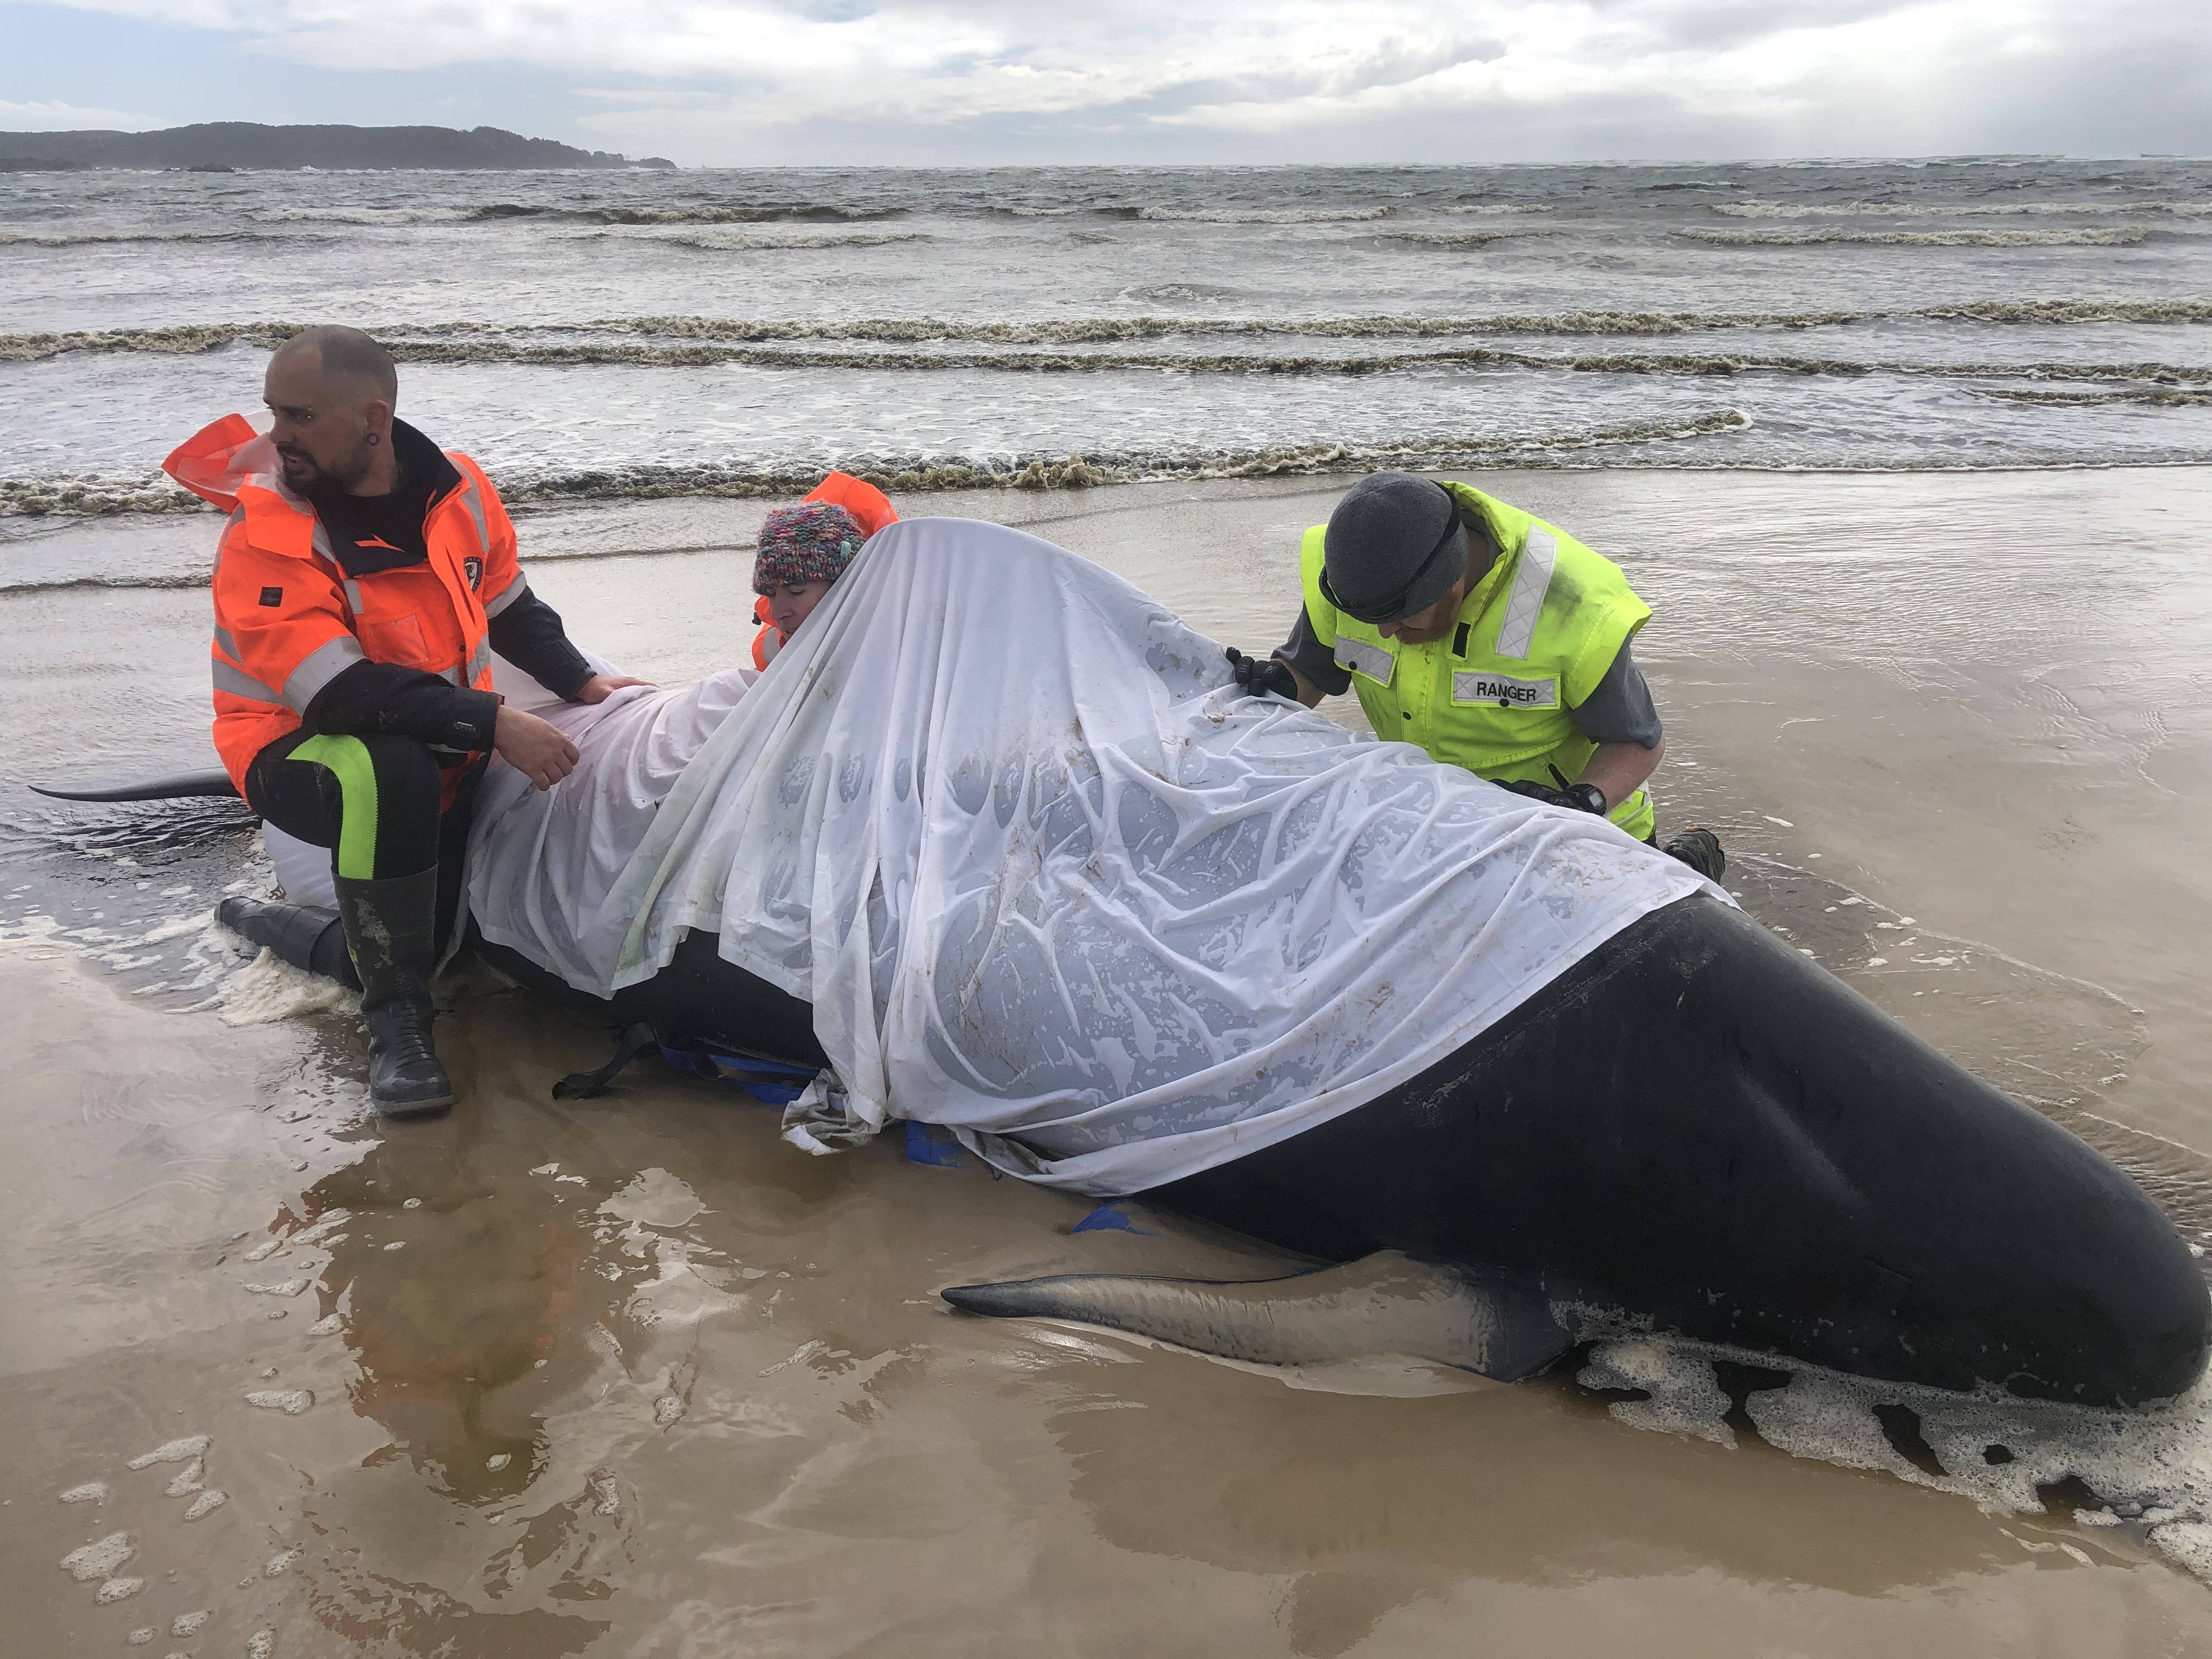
[8,465,2212,1654]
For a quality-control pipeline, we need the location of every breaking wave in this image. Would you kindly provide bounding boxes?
[630,229,934,252]
[0,569,211,596]
[251,205,479,225]
[0,476,207,517]
[1714,200,2212,219]
[0,410,1752,520]
[540,203,905,226]
[0,231,297,247]
[1381,230,1541,249]
[1922,298,2212,324]
[1125,206,1394,224]
[251,202,901,227]
[1680,227,2149,247]
[1,322,310,360]
[1974,385,2212,407]
[7,323,2204,385]
[8,297,2207,366]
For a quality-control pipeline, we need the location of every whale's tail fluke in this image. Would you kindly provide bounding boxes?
[30,770,241,803]
[941,1250,1575,1383]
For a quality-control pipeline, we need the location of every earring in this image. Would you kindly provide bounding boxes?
[366,432,380,445]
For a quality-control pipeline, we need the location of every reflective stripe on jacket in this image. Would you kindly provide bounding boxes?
[749,471,899,670]
[165,414,513,795]
[1299,482,1657,840]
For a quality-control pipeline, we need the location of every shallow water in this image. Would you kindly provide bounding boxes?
[7,465,2212,1650]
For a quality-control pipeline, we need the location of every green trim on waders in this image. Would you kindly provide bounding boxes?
[287,733,380,881]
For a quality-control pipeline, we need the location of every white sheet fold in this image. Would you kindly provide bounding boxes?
[467,518,1712,1193]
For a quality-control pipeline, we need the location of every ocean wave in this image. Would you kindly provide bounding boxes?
[179,337,2212,384]
[1714,200,2212,219]
[17,326,2207,385]
[544,204,905,226]
[247,202,900,227]
[591,228,933,251]
[0,322,307,360]
[1974,385,2212,407]
[0,231,297,247]
[0,476,204,517]
[0,411,1752,519]
[612,310,1877,345]
[0,569,211,595]
[9,299,2210,365]
[1679,227,2148,247]
[1437,204,1553,215]
[613,302,2212,341]
[1117,283,1243,304]
[1380,230,1538,248]
[1126,206,1394,224]
[1920,298,2212,324]
[251,206,477,225]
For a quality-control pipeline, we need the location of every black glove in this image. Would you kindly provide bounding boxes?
[1496,777,1609,815]
[1224,646,1297,701]
[1496,777,1574,808]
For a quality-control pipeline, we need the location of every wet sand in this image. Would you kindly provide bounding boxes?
[8,466,2212,1654]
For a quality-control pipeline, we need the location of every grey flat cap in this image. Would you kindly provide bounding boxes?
[1322,472,1465,623]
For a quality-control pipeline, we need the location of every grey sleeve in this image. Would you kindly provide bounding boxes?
[1277,607,1352,697]
[1568,640,1663,748]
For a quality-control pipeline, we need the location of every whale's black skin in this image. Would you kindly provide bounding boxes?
[31,768,241,803]
[1154,896,2212,1408]
[473,931,828,1073]
[482,896,2210,1408]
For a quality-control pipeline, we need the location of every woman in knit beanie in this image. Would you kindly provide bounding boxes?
[752,500,867,665]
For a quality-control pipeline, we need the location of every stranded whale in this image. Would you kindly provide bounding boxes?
[38,518,2211,1408]
[475,896,2211,1406]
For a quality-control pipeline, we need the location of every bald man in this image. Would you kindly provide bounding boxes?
[166,326,644,1118]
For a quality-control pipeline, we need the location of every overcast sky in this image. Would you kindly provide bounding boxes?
[5,0,2209,166]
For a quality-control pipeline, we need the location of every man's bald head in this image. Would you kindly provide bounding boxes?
[264,326,400,495]
[272,325,399,408]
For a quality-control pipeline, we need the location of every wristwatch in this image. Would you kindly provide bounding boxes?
[1562,782,1609,817]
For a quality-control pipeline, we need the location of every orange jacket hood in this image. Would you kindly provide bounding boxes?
[163,413,290,514]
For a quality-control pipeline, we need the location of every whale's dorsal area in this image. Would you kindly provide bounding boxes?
[941,1250,1575,1383]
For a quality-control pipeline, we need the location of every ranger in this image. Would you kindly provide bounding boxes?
[1226,472,1722,876]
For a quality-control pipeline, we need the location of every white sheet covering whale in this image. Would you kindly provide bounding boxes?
[464,517,1713,1192]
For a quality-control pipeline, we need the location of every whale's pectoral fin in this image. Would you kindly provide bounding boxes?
[941,1249,1575,1383]
[31,769,241,804]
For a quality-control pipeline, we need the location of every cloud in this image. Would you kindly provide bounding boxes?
[0,97,171,131]
[14,0,2212,161]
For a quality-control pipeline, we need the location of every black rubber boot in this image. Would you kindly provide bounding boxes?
[335,867,455,1120]
[216,895,361,989]
[1661,826,1726,882]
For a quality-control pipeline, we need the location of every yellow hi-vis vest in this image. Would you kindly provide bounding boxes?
[1300,482,1657,840]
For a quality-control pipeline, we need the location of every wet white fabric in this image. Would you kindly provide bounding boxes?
[266,647,629,912]
[467,518,1714,1194]
[467,663,752,986]
[266,822,335,908]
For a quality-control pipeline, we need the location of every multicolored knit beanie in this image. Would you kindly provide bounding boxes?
[752,501,866,594]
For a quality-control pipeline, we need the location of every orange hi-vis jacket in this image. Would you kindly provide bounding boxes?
[165,414,518,799]
[751,471,899,670]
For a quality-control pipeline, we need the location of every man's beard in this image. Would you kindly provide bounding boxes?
[279,444,371,493]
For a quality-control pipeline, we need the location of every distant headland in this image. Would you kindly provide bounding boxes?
[0,123,677,172]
